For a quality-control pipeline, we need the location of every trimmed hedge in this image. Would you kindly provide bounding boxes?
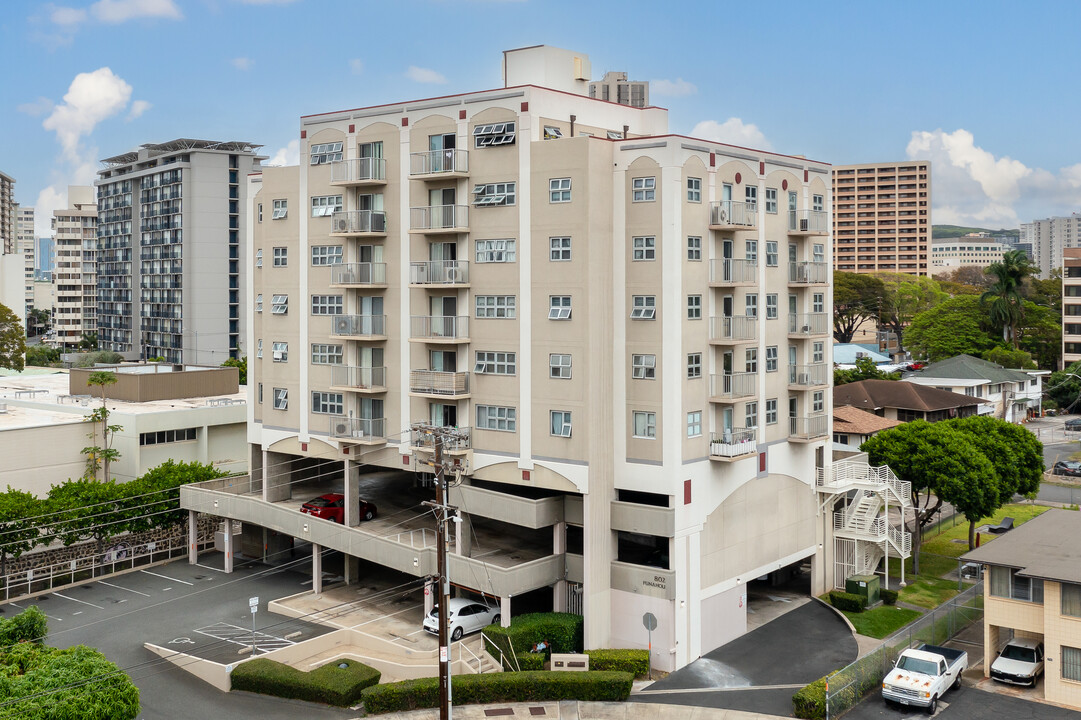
[483,612,582,671]
[792,674,828,720]
[585,649,650,677]
[231,657,380,707]
[881,589,898,606]
[829,591,865,613]
[360,670,633,714]
[0,605,47,645]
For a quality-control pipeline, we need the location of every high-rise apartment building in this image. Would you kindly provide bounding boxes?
[589,71,650,108]
[95,140,263,364]
[1063,248,1081,367]
[17,206,35,316]
[181,46,894,673]
[35,236,54,277]
[51,186,98,347]
[1021,213,1081,279]
[0,171,15,255]
[832,161,931,275]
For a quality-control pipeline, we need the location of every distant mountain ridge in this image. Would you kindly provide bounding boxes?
[932,225,1020,240]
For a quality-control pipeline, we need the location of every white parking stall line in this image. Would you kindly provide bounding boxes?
[140,569,194,586]
[195,563,228,574]
[97,580,152,597]
[51,592,105,610]
[194,622,296,652]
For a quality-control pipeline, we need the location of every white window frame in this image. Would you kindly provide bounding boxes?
[255,294,263,313]
[311,391,344,415]
[550,236,572,261]
[745,240,758,262]
[687,235,702,261]
[745,293,758,318]
[687,411,702,438]
[632,354,656,380]
[473,122,516,148]
[311,195,343,217]
[632,411,657,439]
[813,194,824,212]
[630,295,656,320]
[475,351,516,375]
[272,387,288,410]
[766,241,779,267]
[272,341,288,362]
[688,295,702,320]
[255,248,263,267]
[549,353,572,379]
[813,341,825,364]
[256,339,263,358]
[766,293,778,319]
[472,182,516,206]
[765,187,778,214]
[632,236,656,261]
[476,404,517,432]
[271,294,288,314]
[766,399,778,425]
[549,178,571,203]
[311,343,344,365]
[766,346,778,372]
[813,292,825,313]
[549,295,571,320]
[745,185,757,210]
[745,401,758,428]
[475,238,516,263]
[687,353,702,379]
[311,295,344,316]
[272,246,288,267]
[687,177,702,203]
[746,348,758,373]
[309,142,343,164]
[475,295,516,319]
[813,391,825,413]
[550,410,572,437]
[632,177,656,202]
[311,245,343,266]
[543,126,564,140]
[271,199,287,220]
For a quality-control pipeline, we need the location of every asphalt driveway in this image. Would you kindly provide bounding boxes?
[844,682,1081,719]
[632,599,857,716]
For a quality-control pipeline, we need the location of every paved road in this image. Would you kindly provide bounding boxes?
[631,601,856,716]
[843,682,1081,719]
[2,553,356,720]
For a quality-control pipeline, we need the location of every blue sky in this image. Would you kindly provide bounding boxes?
[4,0,1081,236]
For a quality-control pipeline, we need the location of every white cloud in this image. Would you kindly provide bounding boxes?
[90,0,182,23]
[43,67,133,163]
[406,66,447,84]
[349,59,364,75]
[126,99,151,120]
[231,57,254,71]
[266,139,299,167]
[690,118,772,151]
[650,78,697,97]
[34,185,68,239]
[17,97,54,117]
[50,6,88,25]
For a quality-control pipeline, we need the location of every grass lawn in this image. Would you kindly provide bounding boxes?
[842,606,922,639]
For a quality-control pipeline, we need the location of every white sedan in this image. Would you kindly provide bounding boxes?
[423,598,500,640]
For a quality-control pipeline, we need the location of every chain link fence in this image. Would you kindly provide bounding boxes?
[824,580,983,719]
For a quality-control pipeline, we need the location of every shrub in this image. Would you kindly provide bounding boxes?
[361,670,633,714]
[483,612,582,670]
[584,649,650,676]
[881,589,898,606]
[231,657,380,707]
[792,675,828,720]
[829,591,866,613]
[0,606,47,646]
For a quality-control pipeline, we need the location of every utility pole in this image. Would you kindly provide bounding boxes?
[414,423,465,720]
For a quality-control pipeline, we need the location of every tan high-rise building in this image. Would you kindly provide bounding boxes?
[0,171,15,256]
[52,186,98,348]
[17,206,35,318]
[182,46,905,673]
[832,161,931,275]
[1063,248,1081,367]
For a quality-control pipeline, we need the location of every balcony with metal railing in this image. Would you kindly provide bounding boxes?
[409,370,470,398]
[329,416,386,444]
[709,201,756,230]
[409,205,469,233]
[329,366,387,393]
[788,261,829,285]
[409,260,469,286]
[330,314,387,340]
[411,426,471,453]
[709,372,757,402]
[409,315,469,343]
[330,210,388,237]
[708,428,757,461]
[409,149,469,178]
[329,262,388,288]
[709,315,757,344]
[788,209,828,235]
[788,364,829,388]
[788,414,828,441]
[329,158,387,186]
[709,258,757,286]
[787,313,829,337]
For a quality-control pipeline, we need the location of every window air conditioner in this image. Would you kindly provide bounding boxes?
[272,351,284,361]
[798,373,810,385]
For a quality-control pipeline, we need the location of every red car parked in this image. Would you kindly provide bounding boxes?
[299,493,377,524]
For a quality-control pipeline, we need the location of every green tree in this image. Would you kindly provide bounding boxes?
[1023,267,1062,315]
[0,489,41,577]
[861,421,997,574]
[904,295,996,362]
[24,345,60,367]
[833,272,886,343]
[875,273,947,354]
[0,605,47,645]
[26,307,50,337]
[1016,300,1061,370]
[46,479,125,556]
[75,350,123,368]
[221,355,247,385]
[939,265,995,291]
[981,249,1034,350]
[982,346,1036,370]
[122,460,227,533]
[833,356,900,386]
[0,302,27,372]
[84,371,120,481]
[77,331,99,350]
[1048,361,1081,411]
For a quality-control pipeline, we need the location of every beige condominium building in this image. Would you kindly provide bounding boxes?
[52,186,98,348]
[17,206,35,317]
[182,46,861,672]
[0,171,14,255]
[1063,248,1081,367]
[832,161,931,275]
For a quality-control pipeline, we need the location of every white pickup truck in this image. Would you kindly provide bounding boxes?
[881,644,967,714]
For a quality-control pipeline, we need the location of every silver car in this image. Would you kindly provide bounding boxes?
[422,598,500,640]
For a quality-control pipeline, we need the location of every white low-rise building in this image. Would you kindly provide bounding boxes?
[901,354,1046,423]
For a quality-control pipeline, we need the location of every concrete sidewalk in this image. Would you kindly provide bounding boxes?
[371,700,788,720]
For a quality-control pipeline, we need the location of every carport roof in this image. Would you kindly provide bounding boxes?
[961,508,1081,584]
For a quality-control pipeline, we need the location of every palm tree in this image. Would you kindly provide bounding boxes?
[981,250,1033,350]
